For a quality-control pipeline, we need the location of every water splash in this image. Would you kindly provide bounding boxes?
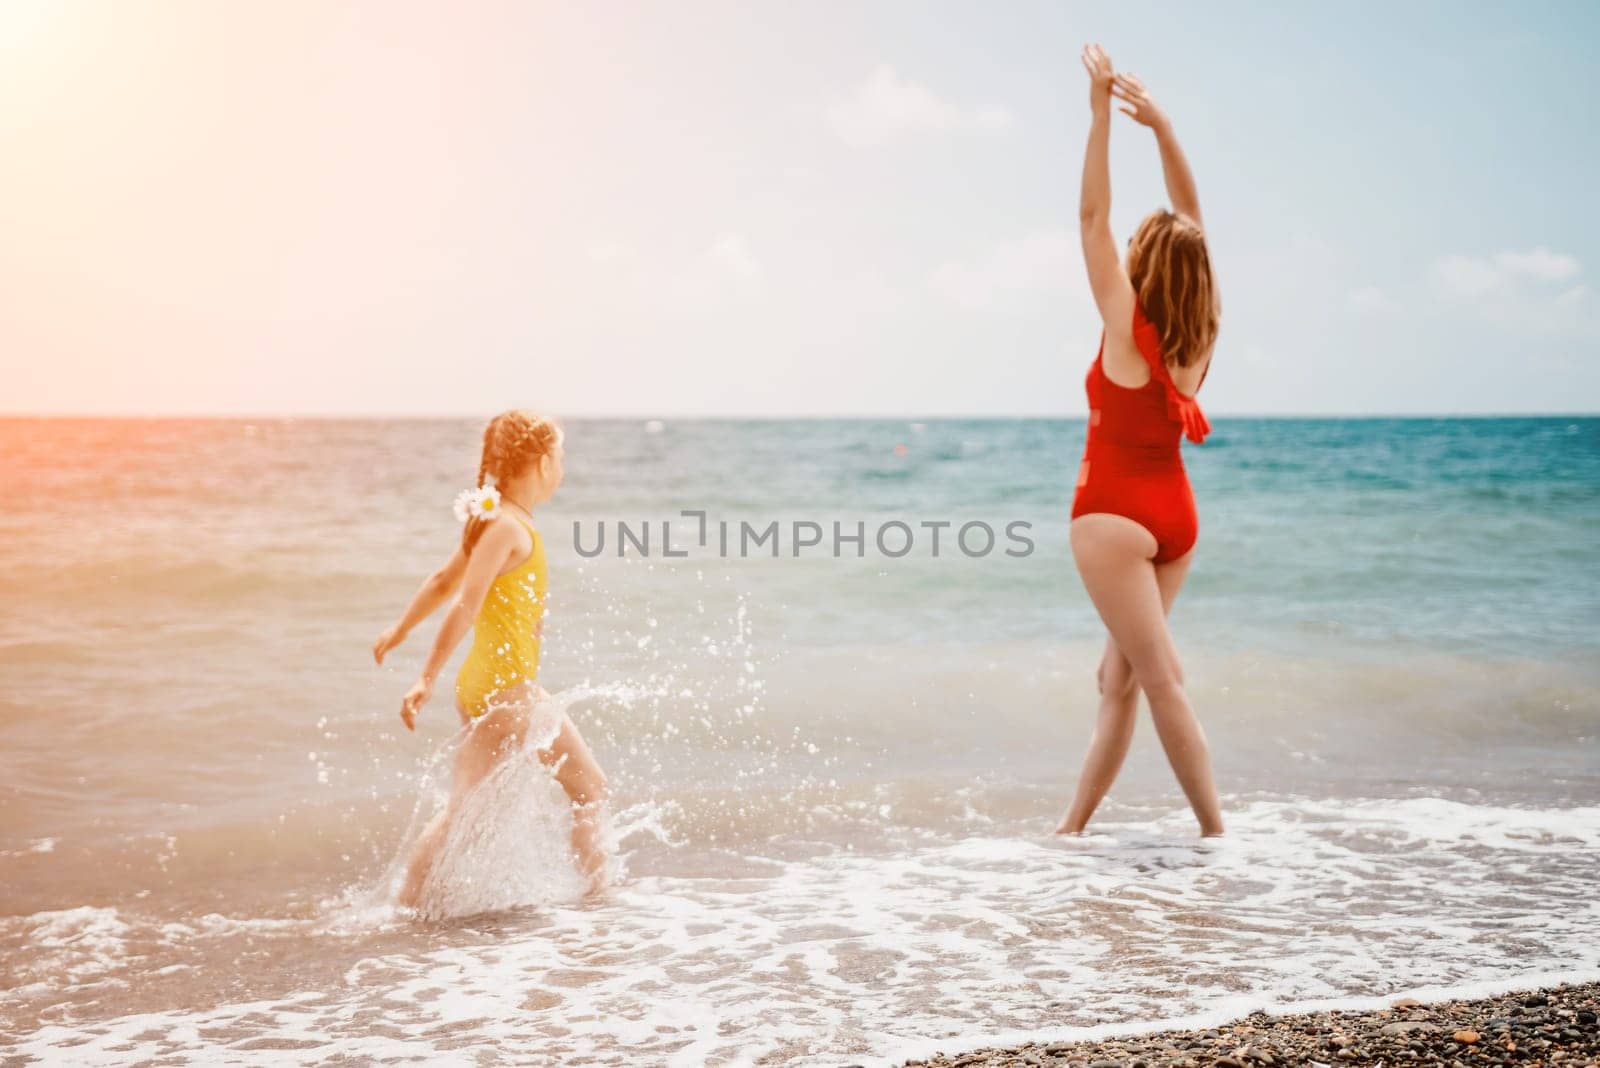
[368,685,637,922]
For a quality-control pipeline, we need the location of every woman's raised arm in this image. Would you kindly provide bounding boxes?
[1078,43,1136,336]
[1112,72,1203,229]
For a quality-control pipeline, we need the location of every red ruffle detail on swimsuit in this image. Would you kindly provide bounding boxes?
[1132,302,1210,444]
[1167,390,1211,445]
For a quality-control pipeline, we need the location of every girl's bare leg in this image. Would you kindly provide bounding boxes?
[398,689,611,906]
[1067,516,1223,836]
[1057,549,1198,833]
[536,717,610,893]
[398,807,453,908]
[396,708,498,910]
[472,691,611,891]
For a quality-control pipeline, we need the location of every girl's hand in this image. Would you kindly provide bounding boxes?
[1080,43,1114,113]
[1111,72,1168,130]
[373,625,405,665]
[400,677,433,732]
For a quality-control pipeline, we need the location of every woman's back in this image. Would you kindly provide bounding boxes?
[1087,300,1212,452]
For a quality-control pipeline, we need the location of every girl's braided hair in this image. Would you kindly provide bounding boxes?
[461,410,561,552]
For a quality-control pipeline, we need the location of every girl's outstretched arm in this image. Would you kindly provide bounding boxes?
[374,547,468,664]
[398,519,519,731]
[1112,72,1203,229]
[1078,43,1136,338]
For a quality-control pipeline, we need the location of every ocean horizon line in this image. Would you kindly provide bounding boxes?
[3,410,1598,422]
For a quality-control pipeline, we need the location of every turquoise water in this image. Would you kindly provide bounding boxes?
[551,415,1600,656]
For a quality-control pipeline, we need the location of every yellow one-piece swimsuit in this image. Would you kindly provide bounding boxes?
[454,513,547,719]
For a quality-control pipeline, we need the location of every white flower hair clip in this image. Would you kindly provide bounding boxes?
[452,485,502,522]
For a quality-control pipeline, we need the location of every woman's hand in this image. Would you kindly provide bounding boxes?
[1111,71,1168,131]
[1081,42,1114,114]
[400,677,433,732]
[373,625,405,665]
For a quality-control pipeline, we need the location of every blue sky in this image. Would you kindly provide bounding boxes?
[2,0,1597,415]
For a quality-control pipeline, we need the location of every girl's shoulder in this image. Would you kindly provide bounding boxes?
[496,510,540,548]
[473,511,534,551]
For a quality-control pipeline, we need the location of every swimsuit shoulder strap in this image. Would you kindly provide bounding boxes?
[1133,299,1212,445]
[489,511,540,572]
[507,511,540,548]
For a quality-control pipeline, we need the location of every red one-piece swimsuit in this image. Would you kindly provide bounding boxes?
[1070,299,1212,564]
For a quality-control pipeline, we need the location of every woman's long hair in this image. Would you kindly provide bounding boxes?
[461,410,561,553]
[1126,209,1220,369]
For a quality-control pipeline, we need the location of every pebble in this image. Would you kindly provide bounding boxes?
[1453,1030,1480,1044]
[1382,1021,1441,1035]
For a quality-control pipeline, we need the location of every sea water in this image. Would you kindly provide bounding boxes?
[1,416,1596,1064]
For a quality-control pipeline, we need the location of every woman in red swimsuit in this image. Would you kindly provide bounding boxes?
[1057,44,1224,837]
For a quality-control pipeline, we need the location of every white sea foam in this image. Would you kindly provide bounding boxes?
[5,797,1597,1065]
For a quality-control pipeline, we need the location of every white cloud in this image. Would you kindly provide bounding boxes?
[930,230,1077,311]
[708,234,760,280]
[1432,255,1504,296]
[1239,344,1272,368]
[1496,248,1581,282]
[586,241,636,264]
[1347,285,1392,314]
[1430,247,1591,336]
[1432,247,1583,296]
[827,65,1015,147]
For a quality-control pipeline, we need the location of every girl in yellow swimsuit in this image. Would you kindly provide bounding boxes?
[452,505,547,720]
[372,410,609,904]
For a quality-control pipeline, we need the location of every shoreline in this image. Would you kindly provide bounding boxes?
[896,981,1600,1067]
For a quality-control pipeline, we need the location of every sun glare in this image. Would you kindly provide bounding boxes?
[0,0,65,63]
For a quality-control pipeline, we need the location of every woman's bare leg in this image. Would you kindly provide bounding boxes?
[1057,549,1196,833]
[1055,634,1140,833]
[1067,515,1223,835]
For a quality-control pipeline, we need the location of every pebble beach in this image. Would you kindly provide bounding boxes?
[902,982,1600,1068]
